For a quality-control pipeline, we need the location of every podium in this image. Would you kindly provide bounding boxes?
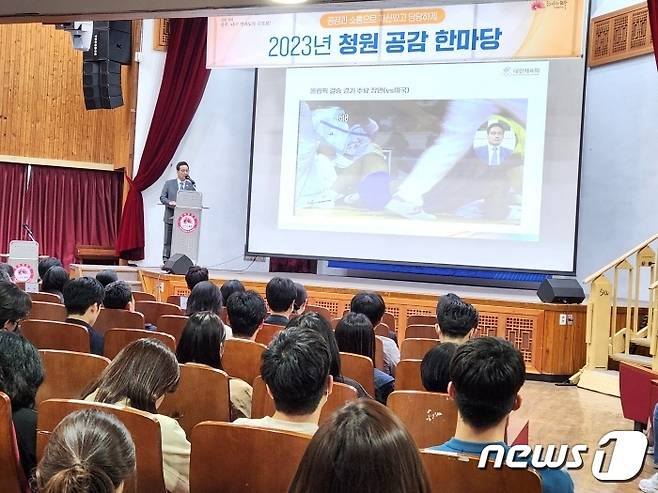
[8,240,39,289]
[171,191,205,264]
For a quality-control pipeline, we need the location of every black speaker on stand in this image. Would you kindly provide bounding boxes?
[163,254,194,276]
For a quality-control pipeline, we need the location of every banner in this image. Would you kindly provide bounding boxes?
[207,0,585,68]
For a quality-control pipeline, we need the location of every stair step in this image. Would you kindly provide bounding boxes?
[611,352,653,367]
[631,337,651,348]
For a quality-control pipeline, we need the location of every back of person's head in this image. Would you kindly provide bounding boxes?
[226,290,266,338]
[289,399,431,493]
[176,311,226,370]
[185,266,209,290]
[287,312,341,379]
[220,280,245,308]
[63,277,105,316]
[36,409,136,493]
[261,326,331,416]
[421,343,457,393]
[436,293,479,341]
[293,283,308,313]
[350,291,386,326]
[0,280,31,331]
[42,266,70,295]
[84,338,179,414]
[265,277,297,313]
[335,312,375,361]
[0,331,43,410]
[103,281,133,310]
[186,281,222,316]
[95,270,119,288]
[38,257,63,280]
[450,337,525,430]
[0,263,14,281]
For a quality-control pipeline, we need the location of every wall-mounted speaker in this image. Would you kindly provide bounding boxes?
[82,60,123,110]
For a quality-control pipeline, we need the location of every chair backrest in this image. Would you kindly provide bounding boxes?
[420,449,542,493]
[395,359,424,391]
[382,312,396,331]
[619,361,658,425]
[36,350,110,406]
[254,323,283,346]
[190,421,311,493]
[339,352,375,397]
[374,322,390,337]
[0,392,26,493]
[388,391,458,449]
[330,318,341,329]
[134,301,182,325]
[250,375,275,419]
[103,329,176,359]
[304,304,333,321]
[166,295,188,310]
[30,292,61,303]
[132,290,156,302]
[407,314,436,326]
[158,363,230,436]
[156,315,189,344]
[37,399,166,493]
[21,320,90,353]
[374,336,385,370]
[27,301,67,322]
[406,324,438,339]
[401,338,438,360]
[222,338,267,385]
[94,308,145,335]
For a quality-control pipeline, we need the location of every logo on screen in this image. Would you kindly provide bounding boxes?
[14,263,35,283]
[177,213,199,233]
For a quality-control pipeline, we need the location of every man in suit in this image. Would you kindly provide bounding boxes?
[160,161,196,263]
[473,121,513,166]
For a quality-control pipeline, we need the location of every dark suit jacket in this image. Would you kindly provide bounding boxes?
[474,145,513,165]
[160,179,196,224]
[65,318,104,356]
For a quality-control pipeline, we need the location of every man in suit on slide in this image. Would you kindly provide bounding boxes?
[473,122,513,166]
[160,161,196,263]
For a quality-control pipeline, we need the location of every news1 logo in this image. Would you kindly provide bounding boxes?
[479,431,648,481]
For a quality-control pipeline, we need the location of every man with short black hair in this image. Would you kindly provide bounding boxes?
[227,290,267,340]
[234,326,332,435]
[293,282,308,317]
[38,256,62,280]
[429,337,573,493]
[0,263,14,282]
[185,265,209,291]
[103,281,135,311]
[264,277,297,326]
[0,281,31,332]
[95,269,119,288]
[220,279,245,307]
[436,293,479,344]
[63,277,105,355]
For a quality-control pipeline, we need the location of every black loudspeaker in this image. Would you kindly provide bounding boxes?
[83,21,132,65]
[537,278,585,304]
[82,61,123,110]
[163,254,194,276]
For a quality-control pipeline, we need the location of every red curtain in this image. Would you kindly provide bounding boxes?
[269,258,317,274]
[24,166,123,267]
[649,0,658,68]
[116,17,211,260]
[0,163,28,255]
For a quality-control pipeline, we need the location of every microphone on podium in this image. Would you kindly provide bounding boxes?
[185,176,196,185]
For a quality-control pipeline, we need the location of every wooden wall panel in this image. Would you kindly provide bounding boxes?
[0,23,137,169]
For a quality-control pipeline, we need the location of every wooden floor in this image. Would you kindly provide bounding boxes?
[518,381,652,492]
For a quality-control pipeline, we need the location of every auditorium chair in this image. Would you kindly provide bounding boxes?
[222,339,267,385]
[421,449,542,493]
[219,306,229,324]
[374,322,390,337]
[0,392,27,493]
[103,328,176,359]
[29,292,61,303]
[190,422,311,493]
[94,308,145,335]
[132,290,156,302]
[158,363,230,436]
[37,399,166,493]
[339,352,375,397]
[156,315,189,343]
[134,301,182,325]
[374,336,385,370]
[395,359,424,391]
[407,314,436,326]
[166,295,184,307]
[303,304,333,321]
[254,323,283,346]
[382,312,396,331]
[406,324,438,339]
[27,301,67,322]
[21,320,90,353]
[400,338,438,360]
[35,350,110,406]
[619,361,658,429]
[330,318,341,329]
[388,391,457,448]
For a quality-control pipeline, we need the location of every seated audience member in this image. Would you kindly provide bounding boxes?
[0,331,44,479]
[38,256,62,281]
[420,343,458,393]
[0,280,31,332]
[335,312,394,405]
[287,312,370,398]
[289,399,431,493]
[176,311,252,419]
[186,281,232,338]
[234,326,332,435]
[436,293,479,344]
[36,409,136,493]
[95,269,119,288]
[185,266,209,291]
[0,263,14,282]
[292,282,308,318]
[63,277,105,355]
[226,290,267,340]
[350,291,400,376]
[220,279,245,308]
[103,280,135,311]
[83,339,190,493]
[41,266,69,301]
[430,337,573,493]
[264,277,297,326]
